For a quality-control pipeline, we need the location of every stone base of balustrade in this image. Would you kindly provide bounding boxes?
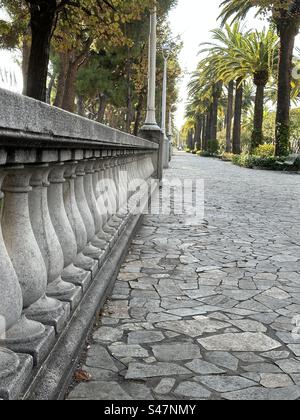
[64,270,93,294]
[4,326,56,367]
[25,302,71,335]
[55,286,82,311]
[0,354,33,400]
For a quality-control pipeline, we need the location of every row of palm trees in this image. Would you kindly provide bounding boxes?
[186,0,300,157]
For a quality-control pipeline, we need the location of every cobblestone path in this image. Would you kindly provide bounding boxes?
[67,152,300,400]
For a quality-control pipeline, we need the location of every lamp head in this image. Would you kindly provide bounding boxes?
[162,43,171,58]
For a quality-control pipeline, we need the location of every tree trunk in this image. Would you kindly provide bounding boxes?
[232,78,243,155]
[275,20,298,156]
[26,1,57,101]
[204,109,212,151]
[77,95,84,116]
[251,74,267,151]
[195,116,202,151]
[97,94,107,123]
[46,72,55,104]
[22,31,31,96]
[210,82,222,152]
[54,52,69,108]
[201,115,206,150]
[61,52,87,113]
[226,80,234,153]
[125,57,134,133]
[134,91,145,136]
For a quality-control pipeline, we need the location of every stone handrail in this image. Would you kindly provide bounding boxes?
[0,89,158,400]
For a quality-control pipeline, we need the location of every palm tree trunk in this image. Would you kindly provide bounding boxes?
[195,116,202,151]
[232,78,243,155]
[251,80,266,151]
[204,109,212,151]
[275,20,298,156]
[201,115,206,150]
[210,82,222,142]
[226,80,234,153]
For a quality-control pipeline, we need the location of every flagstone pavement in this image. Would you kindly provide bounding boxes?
[67,152,300,400]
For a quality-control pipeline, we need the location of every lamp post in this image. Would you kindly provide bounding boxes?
[142,6,160,130]
[161,43,171,169]
[167,108,173,162]
[140,6,164,182]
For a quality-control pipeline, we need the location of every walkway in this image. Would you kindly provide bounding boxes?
[67,152,300,400]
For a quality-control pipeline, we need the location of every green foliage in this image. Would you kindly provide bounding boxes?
[197,150,212,157]
[232,153,288,170]
[232,153,253,167]
[207,139,219,155]
[221,152,235,161]
[253,144,275,157]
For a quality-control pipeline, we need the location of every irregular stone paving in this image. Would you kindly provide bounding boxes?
[67,153,300,400]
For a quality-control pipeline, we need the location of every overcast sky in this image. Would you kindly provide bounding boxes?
[1,2,300,128]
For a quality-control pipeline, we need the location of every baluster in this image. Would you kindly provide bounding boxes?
[117,153,128,217]
[48,163,86,296]
[74,161,103,259]
[96,158,118,239]
[63,161,96,277]
[110,153,126,227]
[83,159,109,255]
[92,159,112,243]
[27,164,74,328]
[1,166,51,344]
[105,154,122,230]
[0,170,23,379]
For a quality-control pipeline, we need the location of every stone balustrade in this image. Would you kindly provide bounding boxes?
[0,89,158,400]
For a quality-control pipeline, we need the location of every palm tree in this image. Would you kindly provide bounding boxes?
[220,0,300,156]
[200,25,278,152]
[225,29,279,149]
[187,70,217,152]
[200,23,248,154]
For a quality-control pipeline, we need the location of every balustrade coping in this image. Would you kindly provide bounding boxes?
[0,89,158,157]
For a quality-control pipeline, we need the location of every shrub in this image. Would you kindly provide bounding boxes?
[251,156,281,170]
[207,139,219,155]
[253,144,275,158]
[231,154,252,168]
[221,153,234,161]
[185,148,191,153]
[197,150,213,157]
[232,153,284,170]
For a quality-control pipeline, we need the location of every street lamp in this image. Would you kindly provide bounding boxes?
[161,43,171,168]
[167,107,173,162]
[142,6,160,130]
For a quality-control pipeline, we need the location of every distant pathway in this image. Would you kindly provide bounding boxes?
[67,152,300,400]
